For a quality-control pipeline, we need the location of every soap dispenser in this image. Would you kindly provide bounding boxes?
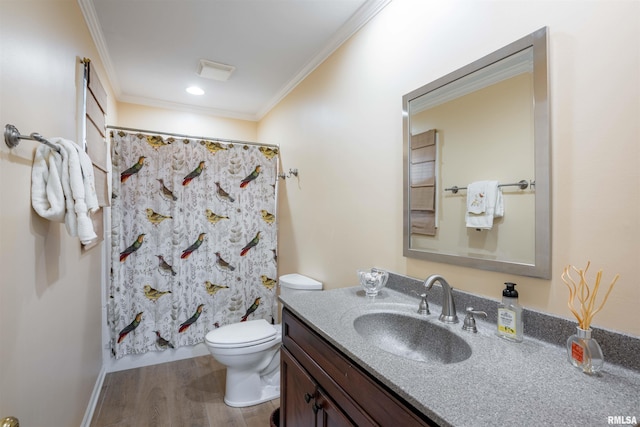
[497,282,523,343]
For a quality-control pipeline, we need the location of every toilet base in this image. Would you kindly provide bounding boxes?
[224,384,280,407]
[218,345,281,408]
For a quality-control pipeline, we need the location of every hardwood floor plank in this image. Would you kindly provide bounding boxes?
[168,358,212,427]
[91,367,140,426]
[138,385,170,427]
[243,399,279,427]
[133,363,171,427]
[90,355,279,427]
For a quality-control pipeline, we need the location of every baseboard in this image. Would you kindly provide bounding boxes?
[80,365,107,427]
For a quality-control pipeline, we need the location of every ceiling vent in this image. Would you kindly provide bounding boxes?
[197,59,235,81]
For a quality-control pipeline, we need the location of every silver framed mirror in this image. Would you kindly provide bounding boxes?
[402,27,550,279]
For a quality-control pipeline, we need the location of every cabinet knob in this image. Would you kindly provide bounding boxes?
[312,402,322,414]
[304,392,312,403]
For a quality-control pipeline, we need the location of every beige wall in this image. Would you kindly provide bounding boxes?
[115,102,258,142]
[259,0,640,336]
[0,1,116,425]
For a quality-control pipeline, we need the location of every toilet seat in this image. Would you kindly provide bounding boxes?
[206,319,278,349]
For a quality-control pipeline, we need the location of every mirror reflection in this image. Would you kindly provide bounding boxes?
[403,27,550,279]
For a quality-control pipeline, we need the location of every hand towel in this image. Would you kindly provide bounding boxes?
[31,144,65,222]
[466,180,502,230]
[494,187,504,218]
[466,181,487,214]
[52,137,98,244]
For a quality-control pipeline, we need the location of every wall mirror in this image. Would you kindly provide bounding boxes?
[402,27,550,279]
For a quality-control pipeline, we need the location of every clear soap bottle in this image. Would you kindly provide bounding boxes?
[497,282,523,343]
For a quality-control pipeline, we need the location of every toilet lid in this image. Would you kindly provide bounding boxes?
[206,319,277,348]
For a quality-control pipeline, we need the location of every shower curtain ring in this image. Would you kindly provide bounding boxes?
[278,168,298,179]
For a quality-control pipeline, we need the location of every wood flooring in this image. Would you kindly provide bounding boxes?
[90,355,279,427]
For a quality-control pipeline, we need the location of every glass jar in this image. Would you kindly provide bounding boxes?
[357,268,389,297]
[566,326,604,374]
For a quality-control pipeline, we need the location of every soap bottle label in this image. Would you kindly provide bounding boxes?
[498,308,517,337]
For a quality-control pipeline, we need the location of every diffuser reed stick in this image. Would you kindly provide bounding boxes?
[561,262,619,330]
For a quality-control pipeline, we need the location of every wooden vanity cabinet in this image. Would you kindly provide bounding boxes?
[280,308,436,426]
[281,348,354,427]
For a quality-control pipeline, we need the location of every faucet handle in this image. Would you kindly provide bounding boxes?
[462,307,487,333]
[417,293,430,315]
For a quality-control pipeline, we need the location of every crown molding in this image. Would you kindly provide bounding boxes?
[257,0,392,120]
[77,0,121,98]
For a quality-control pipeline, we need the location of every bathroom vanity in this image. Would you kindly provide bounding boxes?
[281,307,434,426]
[279,280,640,426]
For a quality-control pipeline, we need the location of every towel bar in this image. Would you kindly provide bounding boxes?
[445,179,532,194]
[4,124,61,153]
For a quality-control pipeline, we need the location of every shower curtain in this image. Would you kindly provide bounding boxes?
[109,130,279,359]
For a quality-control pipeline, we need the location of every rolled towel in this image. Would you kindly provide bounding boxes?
[53,138,98,244]
[31,144,65,222]
[75,143,99,214]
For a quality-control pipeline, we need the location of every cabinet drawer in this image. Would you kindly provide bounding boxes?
[282,308,435,426]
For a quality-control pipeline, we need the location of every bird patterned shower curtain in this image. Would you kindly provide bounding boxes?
[109,130,279,359]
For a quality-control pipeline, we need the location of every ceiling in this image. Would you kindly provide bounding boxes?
[79,0,390,122]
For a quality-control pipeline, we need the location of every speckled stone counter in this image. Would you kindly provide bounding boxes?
[279,280,640,426]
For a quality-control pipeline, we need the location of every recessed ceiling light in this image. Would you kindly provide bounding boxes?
[197,59,235,81]
[186,86,204,95]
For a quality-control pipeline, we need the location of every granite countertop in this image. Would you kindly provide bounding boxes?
[280,285,640,427]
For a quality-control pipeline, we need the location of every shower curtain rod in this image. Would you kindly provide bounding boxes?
[106,125,279,149]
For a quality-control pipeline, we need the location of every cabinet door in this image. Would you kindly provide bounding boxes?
[281,347,318,426]
[315,388,355,427]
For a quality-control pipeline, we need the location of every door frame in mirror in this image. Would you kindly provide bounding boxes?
[402,27,550,279]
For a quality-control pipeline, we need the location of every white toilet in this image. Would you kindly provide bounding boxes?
[205,273,323,407]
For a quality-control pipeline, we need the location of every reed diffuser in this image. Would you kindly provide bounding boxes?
[561,262,619,374]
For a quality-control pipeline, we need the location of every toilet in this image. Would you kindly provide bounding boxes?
[205,273,323,407]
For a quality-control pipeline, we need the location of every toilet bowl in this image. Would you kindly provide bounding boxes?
[205,273,323,407]
[205,319,281,407]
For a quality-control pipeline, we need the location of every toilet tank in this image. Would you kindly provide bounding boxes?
[279,273,323,297]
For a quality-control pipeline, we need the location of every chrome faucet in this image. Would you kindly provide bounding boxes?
[423,274,458,324]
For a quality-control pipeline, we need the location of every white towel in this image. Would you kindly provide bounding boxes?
[466,181,487,214]
[75,143,99,215]
[494,188,504,218]
[31,144,65,222]
[465,180,503,230]
[31,138,99,244]
[53,138,98,244]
